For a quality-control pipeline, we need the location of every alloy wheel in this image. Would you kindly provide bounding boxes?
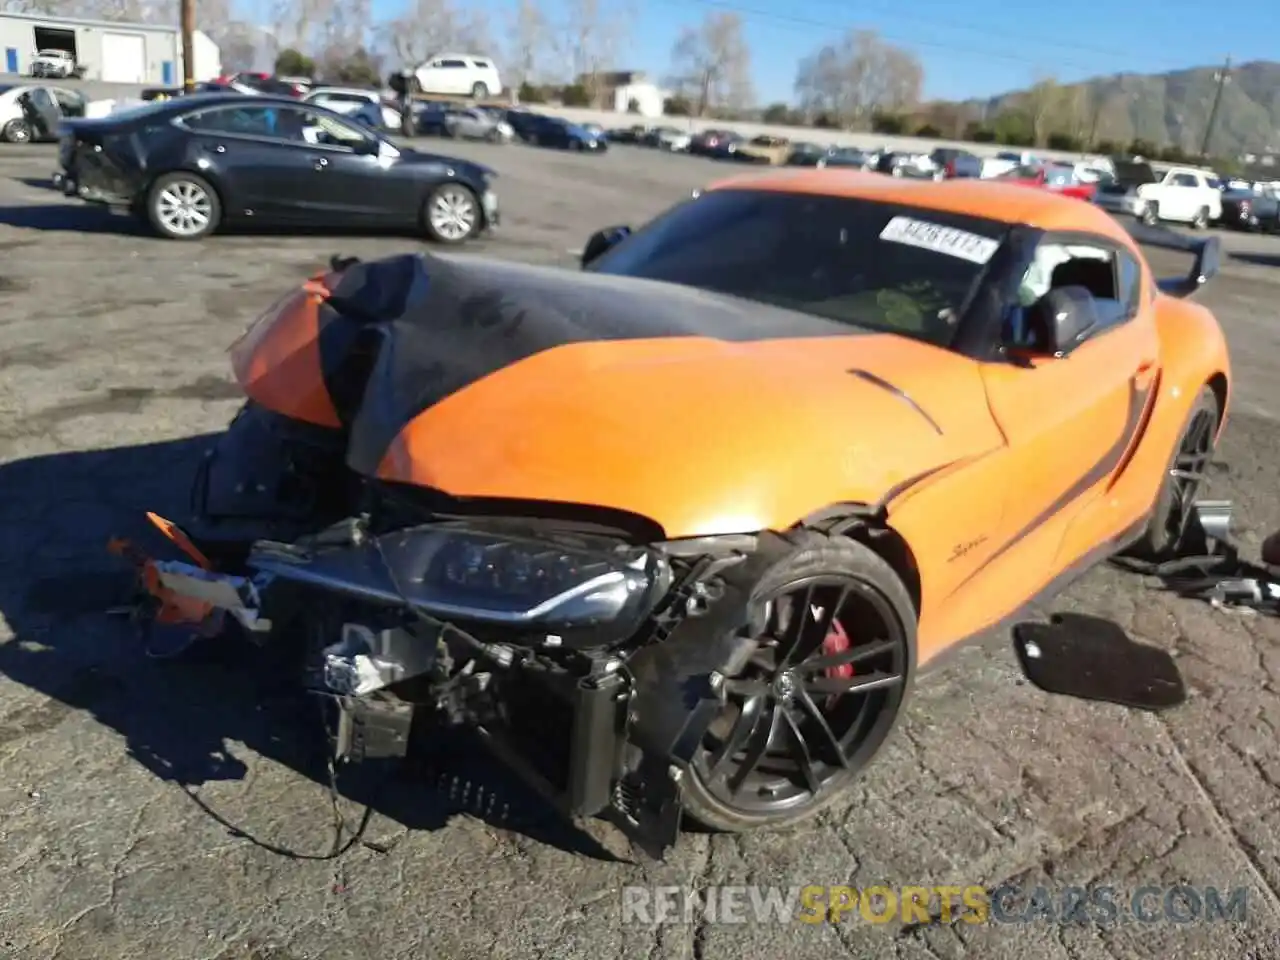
[428,186,477,241]
[693,574,909,817]
[1165,407,1216,545]
[156,180,213,237]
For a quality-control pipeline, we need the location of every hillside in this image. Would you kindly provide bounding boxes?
[963,60,1280,156]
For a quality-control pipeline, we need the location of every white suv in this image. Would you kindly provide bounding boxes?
[1096,161,1223,229]
[414,54,502,99]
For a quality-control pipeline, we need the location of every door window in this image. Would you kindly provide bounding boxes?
[292,108,372,149]
[1009,242,1133,347]
[1169,173,1199,187]
[182,105,281,136]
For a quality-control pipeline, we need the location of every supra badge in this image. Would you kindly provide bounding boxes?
[948,536,988,562]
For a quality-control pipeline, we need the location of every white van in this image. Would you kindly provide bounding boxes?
[413,54,502,99]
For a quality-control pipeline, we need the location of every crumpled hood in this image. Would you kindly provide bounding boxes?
[234,252,997,538]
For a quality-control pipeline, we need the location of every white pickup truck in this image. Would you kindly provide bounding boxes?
[1094,160,1222,229]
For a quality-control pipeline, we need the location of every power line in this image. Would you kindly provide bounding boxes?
[651,0,1220,76]
[787,0,1187,68]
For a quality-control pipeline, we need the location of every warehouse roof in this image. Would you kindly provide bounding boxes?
[0,10,180,33]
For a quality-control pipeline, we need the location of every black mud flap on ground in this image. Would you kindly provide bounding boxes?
[1012,613,1187,711]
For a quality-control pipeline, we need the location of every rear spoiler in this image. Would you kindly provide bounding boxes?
[1124,221,1221,298]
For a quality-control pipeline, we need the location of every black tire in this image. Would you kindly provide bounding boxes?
[470,82,489,100]
[145,172,221,241]
[1140,201,1160,226]
[2,119,31,144]
[1125,385,1220,561]
[421,182,481,244]
[1192,206,1210,230]
[678,530,916,834]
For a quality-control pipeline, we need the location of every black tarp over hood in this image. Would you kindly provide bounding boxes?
[315,252,868,478]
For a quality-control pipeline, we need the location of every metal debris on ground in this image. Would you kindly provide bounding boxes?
[1111,500,1280,615]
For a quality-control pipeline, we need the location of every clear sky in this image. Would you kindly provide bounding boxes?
[391,0,1276,102]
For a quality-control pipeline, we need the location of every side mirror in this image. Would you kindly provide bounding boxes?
[354,137,379,156]
[581,225,631,267]
[1023,286,1101,356]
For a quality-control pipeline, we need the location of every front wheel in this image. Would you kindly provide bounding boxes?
[1140,201,1160,226]
[679,531,915,834]
[1125,385,1220,561]
[422,182,481,244]
[146,172,221,240]
[2,119,31,143]
[1191,206,1211,230]
[470,82,489,99]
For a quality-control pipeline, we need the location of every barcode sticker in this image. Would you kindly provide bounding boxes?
[880,216,1000,264]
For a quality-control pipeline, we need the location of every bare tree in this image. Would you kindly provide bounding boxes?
[1024,75,1060,146]
[793,30,922,128]
[667,12,753,116]
[267,0,338,59]
[376,0,491,71]
[505,0,547,88]
[554,0,631,104]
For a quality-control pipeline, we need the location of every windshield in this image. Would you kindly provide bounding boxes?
[586,190,1008,348]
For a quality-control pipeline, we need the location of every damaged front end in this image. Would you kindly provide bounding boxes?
[108,251,776,857]
[115,488,762,859]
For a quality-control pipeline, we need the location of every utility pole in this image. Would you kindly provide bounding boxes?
[180,0,196,92]
[1199,55,1232,160]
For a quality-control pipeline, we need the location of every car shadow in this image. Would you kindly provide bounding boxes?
[0,435,626,863]
[1230,251,1280,267]
[0,202,147,235]
[15,176,62,192]
[0,200,499,244]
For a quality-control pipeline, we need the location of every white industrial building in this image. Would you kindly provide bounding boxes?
[0,11,221,85]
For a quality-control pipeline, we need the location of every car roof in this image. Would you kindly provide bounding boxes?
[704,170,1137,245]
[309,86,376,96]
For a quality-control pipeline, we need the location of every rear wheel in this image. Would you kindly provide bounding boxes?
[2,119,31,143]
[679,532,915,833]
[1140,201,1160,226]
[470,82,489,99]
[1192,206,1211,230]
[1126,386,1220,561]
[146,172,221,240]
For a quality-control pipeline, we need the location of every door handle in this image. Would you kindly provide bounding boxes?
[207,143,225,153]
[313,157,328,170]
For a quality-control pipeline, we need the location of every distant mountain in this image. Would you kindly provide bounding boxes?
[962,60,1280,156]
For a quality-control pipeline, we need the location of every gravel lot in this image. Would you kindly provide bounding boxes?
[1,138,1280,960]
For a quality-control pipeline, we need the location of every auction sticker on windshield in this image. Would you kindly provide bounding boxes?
[880,217,1000,265]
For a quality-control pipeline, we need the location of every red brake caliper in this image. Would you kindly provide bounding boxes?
[821,619,855,687]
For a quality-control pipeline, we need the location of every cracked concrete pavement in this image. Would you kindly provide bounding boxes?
[0,138,1279,960]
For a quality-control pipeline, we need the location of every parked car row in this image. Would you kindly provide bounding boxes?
[412,103,608,152]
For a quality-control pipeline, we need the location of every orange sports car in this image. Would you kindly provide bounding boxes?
[117,172,1230,856]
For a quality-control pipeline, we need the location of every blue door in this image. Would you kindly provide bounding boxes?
[4,49,17,74]
[162,60,173,85]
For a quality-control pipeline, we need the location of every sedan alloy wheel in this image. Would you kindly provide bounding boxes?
[425,184,479,243]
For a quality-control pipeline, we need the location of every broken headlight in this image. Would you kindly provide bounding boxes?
[251,527,667,631]
[394,530,660,627]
